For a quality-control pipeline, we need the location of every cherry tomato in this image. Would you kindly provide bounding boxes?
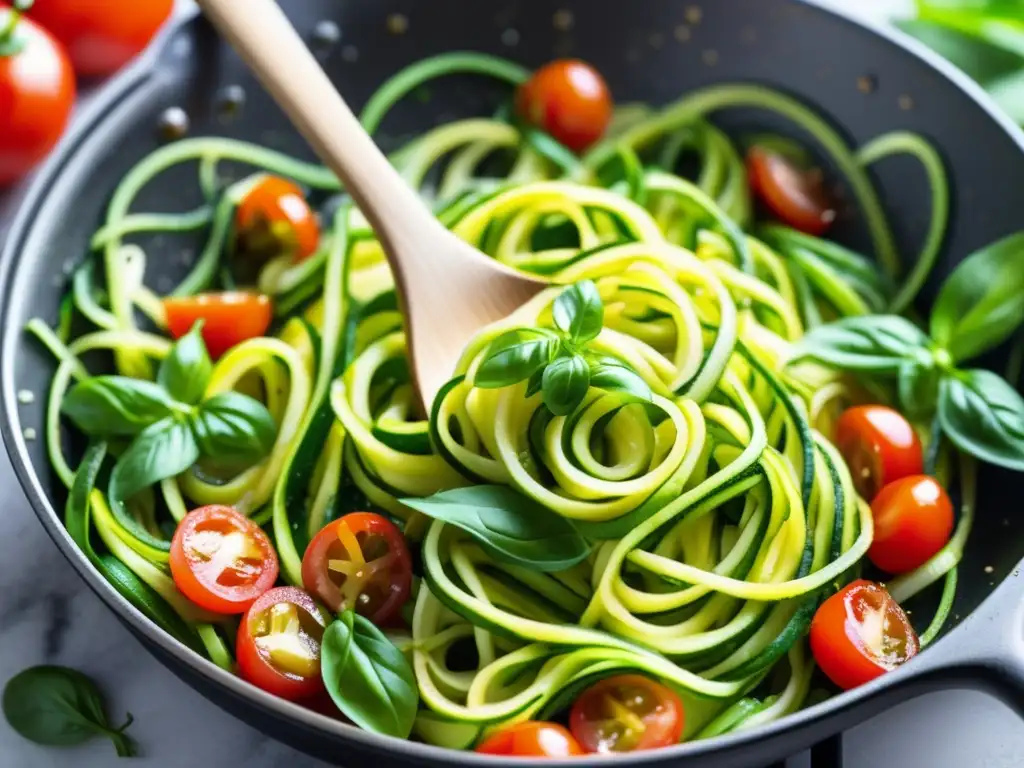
[170,505,278,614]
[869,475,954,574]
[747,147,836,235]
[515,59,612,153]
[163,292,273,359]
[810,580,919,691]
[835,405,923,501]
[237,587,326,701]
[301,512,412,625]
[569,675,684,753]
[235,175,320,263]
[0,5,75,186]
[476,722,584,757]
[28,0,173,77]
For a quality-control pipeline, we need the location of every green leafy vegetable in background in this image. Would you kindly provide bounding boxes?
[2,666,136,757]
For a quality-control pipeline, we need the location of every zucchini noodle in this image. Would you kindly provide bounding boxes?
[30,52,970,746]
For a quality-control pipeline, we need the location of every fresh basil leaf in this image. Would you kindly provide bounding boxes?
[401,485,590,571]
[62,377,177,436]
[320,611,418,739]
[930,232,1024,362]
[109,418,200,503]
[589,357,652,402]
[475,330,557,388]
[542,353,591,416]
[988,67,1024,125]
[789,315,929,372]
[938,368,1024,471]
[896,19,1024,84]
[192,392,277,464]
[552,280,604,344]
[158,321,212,405]
[898,359,941,418]
[2,666,136,757]
[525,367,544,398]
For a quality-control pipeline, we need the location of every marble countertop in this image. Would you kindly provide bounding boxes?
[2,0,1023,766]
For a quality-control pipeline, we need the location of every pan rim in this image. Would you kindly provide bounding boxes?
[2,1,1023,764]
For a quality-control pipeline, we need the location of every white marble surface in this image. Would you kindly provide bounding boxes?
[1,0,1022,766]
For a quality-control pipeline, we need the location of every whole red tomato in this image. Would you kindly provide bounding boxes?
[28,0,173,77]
[0,2,76,186]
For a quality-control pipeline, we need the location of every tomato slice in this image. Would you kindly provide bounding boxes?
[569,674,684,753]
[301,513,412,625]
[835,405,923,501]
[747,147,836,235]
[869,475,954,574]
[163,292,273,359]
[235,175,320,263]
[515,60,613,153]
[170,505,278,614]
[476,722,584,757]
[237,587,326,701]
[810,580,919,691]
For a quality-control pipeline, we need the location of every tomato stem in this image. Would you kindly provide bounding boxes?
[0,0,33,52]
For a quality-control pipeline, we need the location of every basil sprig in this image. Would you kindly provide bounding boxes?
[3,666,136,757]
[61,323,278,505]
[320,611,418,739]
[791,234,1024,470]
[474,280,651,416]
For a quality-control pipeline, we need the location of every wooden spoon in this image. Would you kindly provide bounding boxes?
[196,0,545,408]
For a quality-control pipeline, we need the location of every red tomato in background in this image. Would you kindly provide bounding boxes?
[28,0,173,77]
[170,505,279,614]
[869,475,954,574]
[747,147,836,235]
[810,580,919,691]
[164,292,273,359]
[569,674,684,753]
[516,59,612,153]
[235,175,321,264]
[237,587,326,701]
[0,4,75,186]
[476,722,584,757]
[835,405,923,501]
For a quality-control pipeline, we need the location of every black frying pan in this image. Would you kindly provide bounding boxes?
[2,1,1024,766]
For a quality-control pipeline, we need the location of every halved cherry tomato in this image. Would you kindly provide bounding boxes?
[835,405,923,501]
[869,475,954,574]
[515,59,612,153]
[237,587,326,701]
[163,292,273,359]
[27,0,173,77]
[0,4,76,186]
[302,513,412,625]
[476,722,584,757]
[235,175,320,263]
[747,147,836,235]
[569,674,684,754]
[810,580,919,691]
[170,505,278,614]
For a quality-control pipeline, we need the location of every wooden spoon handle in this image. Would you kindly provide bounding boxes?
[195,0,434,250]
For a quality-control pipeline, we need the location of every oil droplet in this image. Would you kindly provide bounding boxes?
[553,9,574,31]
[312,20,341,47]
[674,25,691,42]
[984,565,995,574]
[898,94,914,110]
[216,85,246,122]
[702,49,719,66]
[17,390,34,405]
[158,107,190,141]
[857,75,877,94]
[386,13,408,34]
[685,5,703,24]
[501,28,520,47]
[23,428,36,441]
[341,45,359,63]
[649,33,665,49]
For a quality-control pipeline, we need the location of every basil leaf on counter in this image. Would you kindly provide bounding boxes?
[552,279,604,344]
[542,353,591,416]
[930,232,1024,362]
[589,357,652,402]
[158,321,212,405]
[938,369,1024,471]
[402,485,590,571]
[475,330,557,388]
[62,376,177,436]
[2,666,136,757]
[109,417,200,503]
[192,391,277,464]
[789,315,929,372]
[321,611,418,739]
